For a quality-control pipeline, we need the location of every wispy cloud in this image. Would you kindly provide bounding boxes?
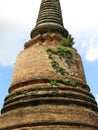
[0,0,40,66]
[0,19,30,66]
[75,34,98,62]
[85,37,98,62]
[83,36,98,62]
[95,94,98,105]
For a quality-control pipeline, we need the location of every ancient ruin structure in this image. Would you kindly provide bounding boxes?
[0,0,98,129]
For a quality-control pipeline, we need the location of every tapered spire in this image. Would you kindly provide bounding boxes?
[31,0,68,38]
[36,0,63,26]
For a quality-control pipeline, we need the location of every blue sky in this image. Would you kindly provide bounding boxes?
[0,0,98,110]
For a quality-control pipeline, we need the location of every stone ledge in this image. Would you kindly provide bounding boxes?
[24,33,63,49]
[0,105,98,129]
[2,96,98,114]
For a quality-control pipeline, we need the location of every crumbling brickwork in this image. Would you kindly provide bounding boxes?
[0,0,98,129]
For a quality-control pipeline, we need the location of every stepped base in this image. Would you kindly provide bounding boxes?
[0,105,98,130]
[8,126,98,130]
[1,84,98,130]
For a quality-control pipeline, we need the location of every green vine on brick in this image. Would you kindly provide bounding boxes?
[47,47,72,59]
[50,60,59,69]
[47,48,70,75]
[46,34,74,75]
[60,34,75,47]
[48,79,77,87]
[49,79,59,86]
[15,90,22,95]
[47,47,73,75]
[50,60,65,75]
[58,67,65,75]
[63,79,77,86]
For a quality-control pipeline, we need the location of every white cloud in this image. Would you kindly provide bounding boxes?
[86,46,98,62]
[75,34,98,62]
[81,41,88,48]
[0,0,40,66]
[61,0,98,29]
[0,0,40,27]
[85,37,98,62]
[95,94,98,105]
[0,19,30,66]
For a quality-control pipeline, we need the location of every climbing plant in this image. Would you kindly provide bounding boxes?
[48,79,59,86]
[46,34,74,76]
[48,79,77,87]
[15,90,22,95]
[63,79,77,86]
[60,34,75,47]
[47,48,66,75]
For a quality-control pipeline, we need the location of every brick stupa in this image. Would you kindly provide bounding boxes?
[0,0,98,129]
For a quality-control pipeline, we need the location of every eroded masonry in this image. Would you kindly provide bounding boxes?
[0,0,98,129]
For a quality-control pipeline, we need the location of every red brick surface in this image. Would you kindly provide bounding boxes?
[0,105,98,129]
[0,33,98,130]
